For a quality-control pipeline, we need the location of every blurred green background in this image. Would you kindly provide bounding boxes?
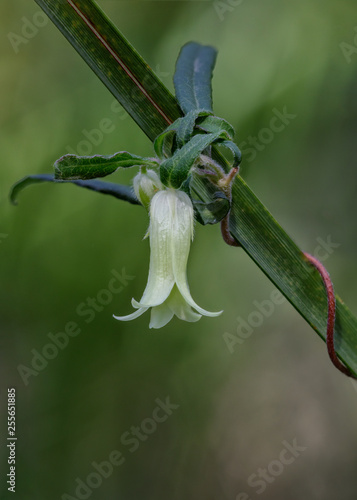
[1,0,357,499]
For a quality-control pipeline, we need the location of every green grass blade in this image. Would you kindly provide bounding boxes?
[34,0,181,140]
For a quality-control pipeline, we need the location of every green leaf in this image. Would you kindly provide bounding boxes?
[153,110,211,158]
[160,130,229,189]
[197,115,235,140]
[34,0,181,141]
[175,110,210,146]
[228,177,357,376]
[174,42,217,114]
[10,174,139,205]
[54,152,158,180]
[218,140,242,168]
[154,128,177,160]
[10,174,54,205]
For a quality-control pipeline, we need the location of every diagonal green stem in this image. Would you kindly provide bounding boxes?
[34,0,181,140]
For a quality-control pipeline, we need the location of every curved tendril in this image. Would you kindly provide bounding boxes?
[304,252,356,379]
[219,166,241,248]
[221,215,240,247]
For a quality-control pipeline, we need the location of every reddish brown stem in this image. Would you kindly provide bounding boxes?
[304,252,356,378]
[220,168,241,248]
[221,215,240,247]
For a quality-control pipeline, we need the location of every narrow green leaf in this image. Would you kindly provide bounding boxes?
[228,177,357,376]
[160,130,229,188]
[10,174,139,205]
[34,0,181,140]
[174,42,217,114]
[10,174,54,205]
[54,152,158,180]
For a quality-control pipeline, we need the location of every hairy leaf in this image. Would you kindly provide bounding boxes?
[160,130,229,188]
[174,42,217,114]
[54,152,158,180]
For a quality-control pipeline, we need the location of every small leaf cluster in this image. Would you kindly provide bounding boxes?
[10,43,242,226]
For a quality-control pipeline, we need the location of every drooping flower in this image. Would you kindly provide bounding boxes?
[114,186,222,328]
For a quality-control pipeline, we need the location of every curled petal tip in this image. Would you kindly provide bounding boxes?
[113,307,148,322]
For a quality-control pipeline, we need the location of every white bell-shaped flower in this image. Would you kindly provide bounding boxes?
[114,188,222,328]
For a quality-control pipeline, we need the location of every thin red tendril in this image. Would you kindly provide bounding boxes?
[303,253,355,378]
[221,224,355,378]
[220,215,240,247]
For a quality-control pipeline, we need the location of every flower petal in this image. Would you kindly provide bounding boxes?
[113,307,149,322]
[171,190,194,283]
[175,278,222,317]
[135,190,176,307]
[167,286,201,323]
[149,303,174,329]
[170,190,222,318]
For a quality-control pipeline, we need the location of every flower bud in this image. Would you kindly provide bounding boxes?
[133,168,163,209]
